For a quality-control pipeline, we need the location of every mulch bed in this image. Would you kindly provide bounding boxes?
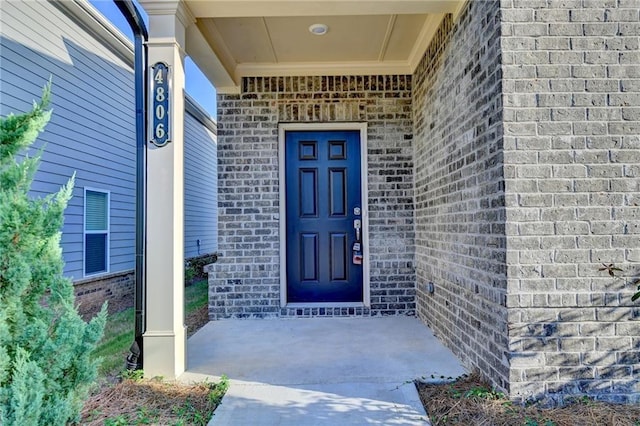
[186,304,210,338]
[79,303,216,425]
[80,378,220,425]
[417,373,640,426]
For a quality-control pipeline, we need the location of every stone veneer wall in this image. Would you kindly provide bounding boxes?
[501,0,640,404]
[74,270,134,319]
[413,1,509,391]
[211,76,415,318]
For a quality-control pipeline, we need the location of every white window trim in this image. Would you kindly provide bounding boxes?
[83,187,110,277]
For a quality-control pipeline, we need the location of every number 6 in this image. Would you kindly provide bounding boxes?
[155,123,165,139]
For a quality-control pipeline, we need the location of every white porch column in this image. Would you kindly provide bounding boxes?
[140,0,193,379]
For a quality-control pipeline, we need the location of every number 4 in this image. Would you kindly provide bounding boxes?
[154,68,164,84]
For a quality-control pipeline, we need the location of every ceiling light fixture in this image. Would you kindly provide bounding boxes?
[308,23,328,36]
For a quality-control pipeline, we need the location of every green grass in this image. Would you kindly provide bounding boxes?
[185,278,208,316]
[94,307,135,377]
[94,277,209,378]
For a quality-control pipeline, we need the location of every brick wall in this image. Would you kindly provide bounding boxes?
[412,2,509,391]
[501,0,640,404]
[211,76,415,318]
[74,270,134,319]
[209,0,639,404]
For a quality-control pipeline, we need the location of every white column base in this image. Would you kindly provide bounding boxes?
[143,327,187,379]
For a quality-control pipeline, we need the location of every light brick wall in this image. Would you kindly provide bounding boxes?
[211,76,415,318]
[210,0,640,404]
[501,0,640,404]
[412,2,509,391]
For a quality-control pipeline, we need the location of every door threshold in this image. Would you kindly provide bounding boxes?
[285,302,366,309]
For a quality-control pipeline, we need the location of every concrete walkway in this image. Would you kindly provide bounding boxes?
[179,316,466,425]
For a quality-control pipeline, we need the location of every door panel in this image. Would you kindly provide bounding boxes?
[285,130,363,303]
[329,233,348,281]
[299,169,318,217]
[301,233,318,281]
[329,168,346,216]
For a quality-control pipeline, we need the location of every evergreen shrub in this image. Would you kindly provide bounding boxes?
[0,84,106,425]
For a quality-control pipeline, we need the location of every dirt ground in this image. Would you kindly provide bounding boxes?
[417,373,640,426]
[80,377,224,426]
[186,304,210,338]
[80,305,216,425]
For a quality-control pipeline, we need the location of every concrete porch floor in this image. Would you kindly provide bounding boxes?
[179,316,466,425]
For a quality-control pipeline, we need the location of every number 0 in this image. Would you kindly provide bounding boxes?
[156,104,165,120]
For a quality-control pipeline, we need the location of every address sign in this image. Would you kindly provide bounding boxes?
[149,62,171,147]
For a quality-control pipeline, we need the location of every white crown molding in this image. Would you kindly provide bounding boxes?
[235,60,412,79]
[452,0,469,20]
[408,13,445,73]
[140,0,195,28]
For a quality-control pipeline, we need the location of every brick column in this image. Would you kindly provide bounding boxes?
[501,1,640,404]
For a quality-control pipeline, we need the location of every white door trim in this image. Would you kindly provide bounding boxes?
[278,122,370,308]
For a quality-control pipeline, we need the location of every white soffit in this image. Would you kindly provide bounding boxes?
[179,0,463,92]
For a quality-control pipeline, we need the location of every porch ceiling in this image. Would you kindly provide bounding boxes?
[153,0,464,93]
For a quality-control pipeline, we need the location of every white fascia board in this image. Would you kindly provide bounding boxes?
[186,23,237,90]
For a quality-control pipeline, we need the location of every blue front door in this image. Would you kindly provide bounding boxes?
[285,130,363,303]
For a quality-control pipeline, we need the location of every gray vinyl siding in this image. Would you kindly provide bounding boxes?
[1,0,217,280]
[184,110,218,258]
[0,0,136,281]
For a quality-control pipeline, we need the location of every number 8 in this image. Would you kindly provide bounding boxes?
[156,87,165,102]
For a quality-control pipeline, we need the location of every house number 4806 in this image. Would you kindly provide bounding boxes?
[149,62,171,147]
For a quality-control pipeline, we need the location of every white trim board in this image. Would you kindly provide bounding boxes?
[83,187,111,278]
[278,122,370,308]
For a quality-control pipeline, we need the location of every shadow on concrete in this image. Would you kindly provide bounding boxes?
[180,316,466,425]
